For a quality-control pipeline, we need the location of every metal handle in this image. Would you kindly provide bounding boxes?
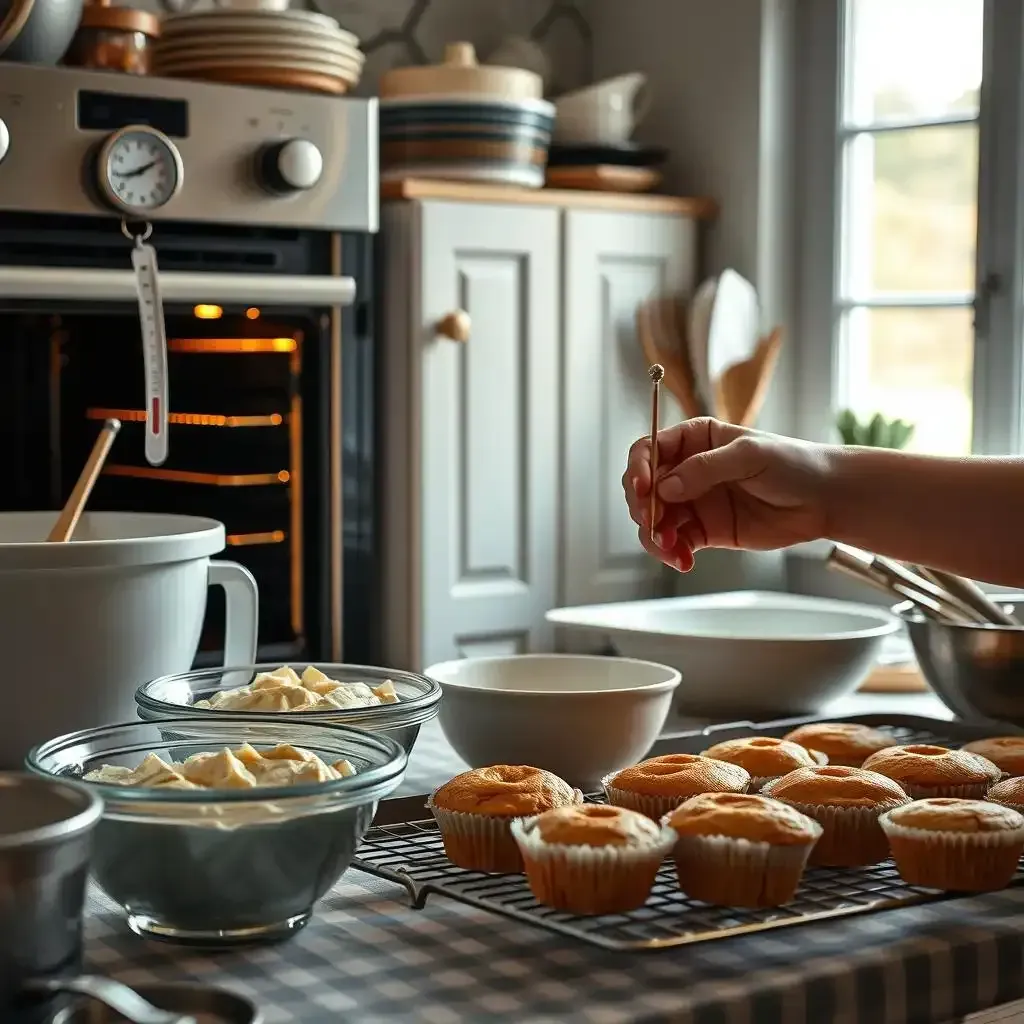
[26,976,195,1024]
[0,266,356,306]
[436,309,470,342]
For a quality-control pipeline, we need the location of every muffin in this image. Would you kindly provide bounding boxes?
[603,754,750,820]
[962,737,1024,778]
[761,765,910,866]
[861,744,1001,800]
[701,736,827,791]
[782,722,896,767]
[880,798,1024,892]
[429,765,582,873]
[986,775,1024,814]
[510,804,676,915]
[663,792,822,908]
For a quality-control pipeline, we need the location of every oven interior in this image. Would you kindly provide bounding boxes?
[0,212,376,665]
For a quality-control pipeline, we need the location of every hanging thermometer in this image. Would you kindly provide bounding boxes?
[96,126,180,466]
[130,231,169,466]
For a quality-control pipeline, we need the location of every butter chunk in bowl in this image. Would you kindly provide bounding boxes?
[136,663,440,755]
[27,718,406,946]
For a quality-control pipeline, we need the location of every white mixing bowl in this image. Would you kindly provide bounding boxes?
[546,591,899,721]
[424,654,681,790]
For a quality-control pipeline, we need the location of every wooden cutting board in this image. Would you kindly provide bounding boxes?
[545,165,662,193]
[857,662,928,693]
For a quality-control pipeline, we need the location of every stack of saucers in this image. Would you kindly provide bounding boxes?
[379,42,554,189]
[152,8,363,95]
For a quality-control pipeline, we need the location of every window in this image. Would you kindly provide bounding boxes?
[796,0,1024,455]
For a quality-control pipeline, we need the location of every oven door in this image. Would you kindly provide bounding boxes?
[0,237,361,666]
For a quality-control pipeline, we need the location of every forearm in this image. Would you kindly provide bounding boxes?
[823,446,1024,587]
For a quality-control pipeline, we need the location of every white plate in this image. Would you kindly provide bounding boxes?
[155,56,359,80]
[547,591,900,720]
[154,34,363,60]
[155,50,361,72]
[161,9,357,45]
[380,164,544,188]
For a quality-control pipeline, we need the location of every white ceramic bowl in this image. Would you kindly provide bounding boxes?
[546,591,899,721]
[424,654,680,790]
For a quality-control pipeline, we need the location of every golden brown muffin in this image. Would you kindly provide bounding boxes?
[511,804,675,916]
[879,798,1024,892]
[782,722,896,767]
[429,765,581,873]
[760,765,910,866]
[986,775,1024,813]
[701,736,827,790]
[861,744,1001,799]
[663,792,822,908]
[962,737,1024,778]
[604,753,750,820]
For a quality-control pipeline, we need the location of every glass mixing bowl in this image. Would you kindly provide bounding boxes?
[27,718,406,946]
[134,663,442,756]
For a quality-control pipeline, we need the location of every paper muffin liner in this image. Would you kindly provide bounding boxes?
[427,789,584,875]
[509,817,676,915]
[771,799,906,867]
[667,830,819,908]
[879,812,1024,891]
[899,781,993,800]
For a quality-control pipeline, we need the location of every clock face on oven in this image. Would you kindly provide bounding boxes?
[98,126,184,215]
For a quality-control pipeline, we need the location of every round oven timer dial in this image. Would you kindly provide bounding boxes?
[97,125,183,215]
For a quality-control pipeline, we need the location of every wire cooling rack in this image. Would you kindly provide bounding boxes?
[352,717,1024,951]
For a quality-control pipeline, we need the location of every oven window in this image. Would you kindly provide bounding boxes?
[0,305,330,663]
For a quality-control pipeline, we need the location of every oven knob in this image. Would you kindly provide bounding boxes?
[258,138,323,194]
[0,118,9,165]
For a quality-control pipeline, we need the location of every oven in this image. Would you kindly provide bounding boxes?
[0,64,379,665]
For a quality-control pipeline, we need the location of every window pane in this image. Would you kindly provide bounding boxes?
[839,306,973,455]
[842,124,978,295]
[845,0,983,124]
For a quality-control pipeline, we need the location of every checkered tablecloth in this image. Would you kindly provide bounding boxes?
[82,722,1024,1024]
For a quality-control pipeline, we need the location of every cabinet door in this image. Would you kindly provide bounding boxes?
[419,201,560,668]
[562,210,698,615]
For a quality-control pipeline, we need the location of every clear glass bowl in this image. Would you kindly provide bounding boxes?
[134,663,441,756]
[27,718,406,947]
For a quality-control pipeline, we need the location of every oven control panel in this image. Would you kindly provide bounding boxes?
[0,64,377,232]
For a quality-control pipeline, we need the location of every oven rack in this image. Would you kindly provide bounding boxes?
[352,716,1024,952]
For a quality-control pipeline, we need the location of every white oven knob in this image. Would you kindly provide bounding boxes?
[259,138,323,194]
[0,118,9,165]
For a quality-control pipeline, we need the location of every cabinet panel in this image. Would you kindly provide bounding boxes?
[420,201,559,668]
[562,210,698,617]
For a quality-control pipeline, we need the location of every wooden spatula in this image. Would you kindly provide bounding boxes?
[636,298,706,419]
[713,327,782,426]
[47,418,120,542]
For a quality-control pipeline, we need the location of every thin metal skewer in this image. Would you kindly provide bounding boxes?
[648,363,664,543]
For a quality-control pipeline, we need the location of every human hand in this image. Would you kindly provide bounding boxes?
[621,418,833,571]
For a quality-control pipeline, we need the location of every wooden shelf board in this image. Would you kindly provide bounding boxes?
[380,177,718,218]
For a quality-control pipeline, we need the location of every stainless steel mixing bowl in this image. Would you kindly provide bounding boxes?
[896,595,1024,725]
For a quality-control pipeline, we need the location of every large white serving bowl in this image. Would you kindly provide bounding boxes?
[424,654,681,790]
[546,591,899,721]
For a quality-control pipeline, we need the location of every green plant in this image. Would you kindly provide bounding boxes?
[835,409,915,449]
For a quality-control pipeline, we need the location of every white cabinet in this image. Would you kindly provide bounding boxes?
[561,210,697,612]
[381,200,560,670]
[380,191,702,671]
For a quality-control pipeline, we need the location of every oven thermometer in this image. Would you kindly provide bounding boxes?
[97,125,183,215]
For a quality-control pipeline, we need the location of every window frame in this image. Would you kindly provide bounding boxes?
[793,0,1024,455]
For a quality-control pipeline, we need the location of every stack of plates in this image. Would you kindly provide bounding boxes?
[380,96,556,189]
[152,9,363,95]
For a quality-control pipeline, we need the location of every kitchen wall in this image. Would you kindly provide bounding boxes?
[141,0,596,96]
[589,0,800,593]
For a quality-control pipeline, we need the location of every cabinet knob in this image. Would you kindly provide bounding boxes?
[436,310,471,342]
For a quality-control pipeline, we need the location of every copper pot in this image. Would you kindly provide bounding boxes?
[64,0,159,74]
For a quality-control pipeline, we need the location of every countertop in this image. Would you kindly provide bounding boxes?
[83,695,1024,1024]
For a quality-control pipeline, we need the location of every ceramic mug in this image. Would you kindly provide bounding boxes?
[0,512,258,768]
[553,72,653,144]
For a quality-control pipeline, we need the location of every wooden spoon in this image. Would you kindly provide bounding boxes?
[47,418,121,543]
[714,327,782,426]
[635,298,705,419]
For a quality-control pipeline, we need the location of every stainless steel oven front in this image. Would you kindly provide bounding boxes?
[0,64,378,664]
